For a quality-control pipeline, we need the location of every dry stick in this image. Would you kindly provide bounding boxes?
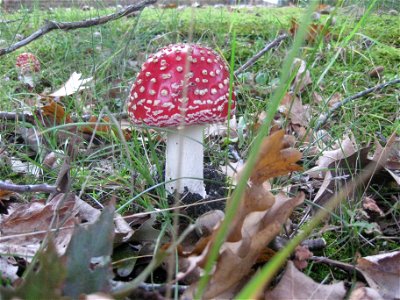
[0,111,35,123]
[310,256,362,276]
[0,0,157,56]
[0,111,128,123]
[0,180,59,193]
[0,18,22,24]
[234,33,289,76]
[315,78,400,130]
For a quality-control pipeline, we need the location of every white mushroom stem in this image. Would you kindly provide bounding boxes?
[165,125,207,198]
[19,74,35,88]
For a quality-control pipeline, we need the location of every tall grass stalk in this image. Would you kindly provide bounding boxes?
[194,2,319,298]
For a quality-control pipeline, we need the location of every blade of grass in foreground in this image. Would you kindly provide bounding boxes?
[193,1,319,299]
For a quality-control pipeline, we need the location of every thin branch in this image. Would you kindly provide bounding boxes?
[310,256,364,279]
[0,18,22,24]
[315,78,400,130]
[138,282,187,294]
[0,111,128,123]
[0,111,35,123]
[234,33,289,76]
[0,0,157,56]
[0,181,59,193]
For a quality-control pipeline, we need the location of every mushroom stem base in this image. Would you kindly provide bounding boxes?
[165,125,206,198]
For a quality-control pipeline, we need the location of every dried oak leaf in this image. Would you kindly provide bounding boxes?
[265,261,346,300]
[249,130,303,185]
[38,101,73,125]
[356,251,400,300]
[80,116,112,134]
[279,92,310,127]
[183,130,304,299]
[289,18,330,44]
[0,193,77,259]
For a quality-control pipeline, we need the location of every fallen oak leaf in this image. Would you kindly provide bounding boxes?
[356,251,400,300]
[37,101,73,125]
[249,130,303,185]
[0,240,66,299]
[80,116,112,134]
[185,193,305,299]
[264,261,346,299]
[289,18,330,44]
[227,130,302,243]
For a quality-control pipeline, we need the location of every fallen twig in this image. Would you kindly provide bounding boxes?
[0,0,157,56]
[310,256,364,278]
[0,181,59,193]
[0,18,22,24]
[0,111,128,124]
[234,33,289,76]
[138,282,187,294]
[315,78,400,130]
[0,111,35,123]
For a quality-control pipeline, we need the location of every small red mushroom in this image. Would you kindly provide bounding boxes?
[127,43,235,197]
[15,52,41,88]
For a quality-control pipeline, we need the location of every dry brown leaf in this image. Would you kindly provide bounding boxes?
[328,92,342,107]
[0,190,16,201]
[80,116,112,134]
[265,261,346,299]
[289,18,330,44]
[249,130,303,185]
[356,251,400,300]
[312,91,324,104]
[349,286,384,300]
[306,135,357,179]
[182,131,304,299]
[362,196,384,217]
[313,146,370,206]
[0,193,77,259]
[197,193,305,299]
[38,101,73,124]
[290,59,313,93]
[293,245,313,270]
[368,66,384,78]
[279,92,310,127]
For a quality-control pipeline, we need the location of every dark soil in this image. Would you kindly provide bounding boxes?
[168,164,227,219]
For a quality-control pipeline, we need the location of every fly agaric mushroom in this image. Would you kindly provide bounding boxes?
[127,43,235,197]
[15,52,41,88]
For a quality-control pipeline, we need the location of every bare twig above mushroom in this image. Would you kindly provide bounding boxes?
[0,0,157,56]
[234,33,289,76]
[315,78,400,130]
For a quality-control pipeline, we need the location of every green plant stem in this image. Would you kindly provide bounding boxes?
[193,2,318,299]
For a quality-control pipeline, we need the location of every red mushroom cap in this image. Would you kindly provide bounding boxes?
[127,43,235,127]
[16,53,41,74]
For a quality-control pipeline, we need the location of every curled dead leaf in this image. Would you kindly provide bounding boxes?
[265,261,346,300]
